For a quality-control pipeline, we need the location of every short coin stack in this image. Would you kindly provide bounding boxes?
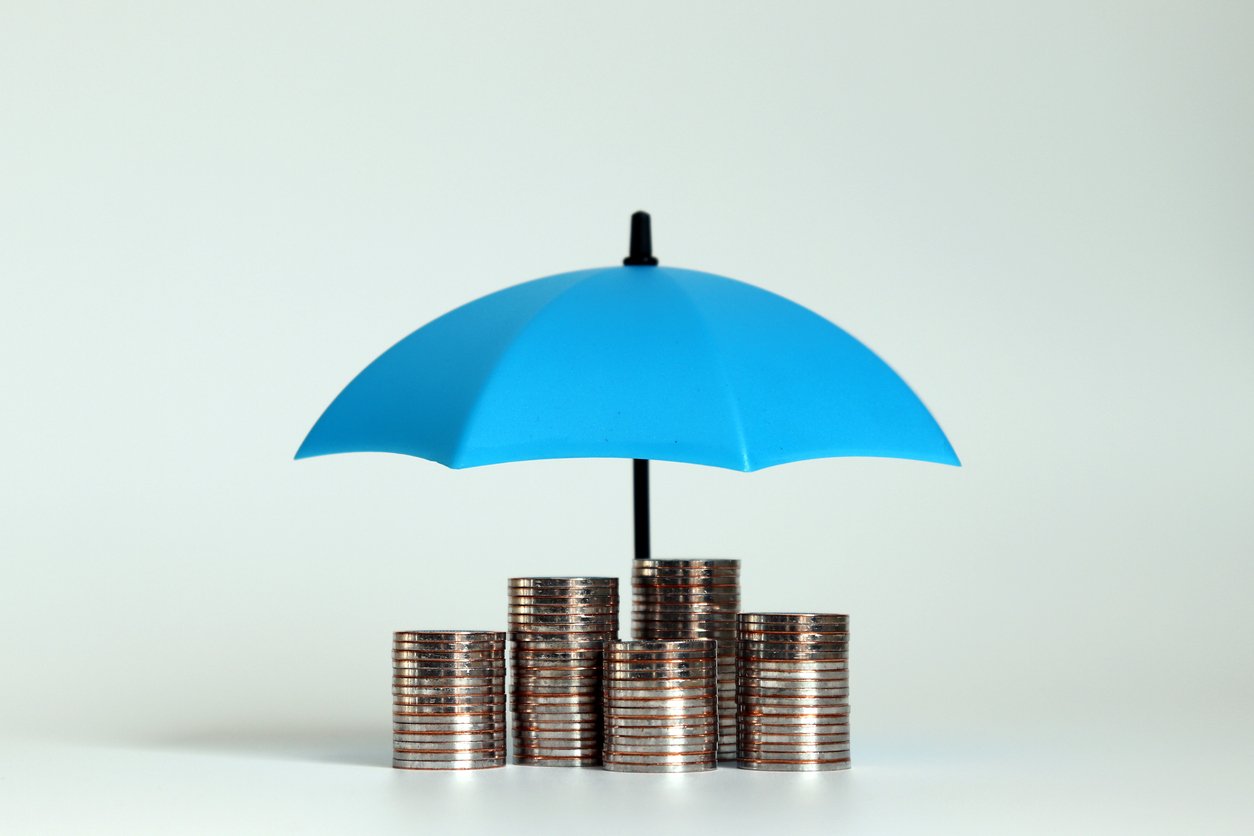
[736,613,850,771]
[392,630,507,770]
[602,640,719,772]
[632,559,740,760]
[508,577,619,766]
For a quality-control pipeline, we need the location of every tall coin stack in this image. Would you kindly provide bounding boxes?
[602,640,719,773]
[632,558,740,760]
[392,630,507,770]
[507,577,619,766]
[736,613,851,771]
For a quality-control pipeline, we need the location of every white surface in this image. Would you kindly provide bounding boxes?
[2,2,1253,833]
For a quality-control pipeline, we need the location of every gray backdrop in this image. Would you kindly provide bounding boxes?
[2,2,1251,833]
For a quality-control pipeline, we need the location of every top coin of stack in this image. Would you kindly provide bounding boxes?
[392,630,507,770]
[736,613,850,772]
[508,577,619,766]
[631,559,740,761]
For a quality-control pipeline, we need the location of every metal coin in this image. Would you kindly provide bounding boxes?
[508,577,616,587]
[740,661,850,673]
[739,734,851,746]
[394,759,504,770]
[392,646,504,658]
[604,650,717,662]
[738,612,848,625]
[737,689,850,701]
[394,726,507,736]
[392,749,506,761]
[738,650,850,662]
[394,630,504,641]
[512,720,601,731]
[737,759,849,772]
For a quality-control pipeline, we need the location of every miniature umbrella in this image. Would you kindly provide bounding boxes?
[297,213,958,558]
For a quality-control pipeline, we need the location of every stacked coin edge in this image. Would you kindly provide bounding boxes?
[736,613,850,772]
[602,639,719,773]
[393,630,507,770]
[508,577,619,766]
[632,559,740,761]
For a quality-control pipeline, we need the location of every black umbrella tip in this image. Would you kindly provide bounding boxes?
[623,211,659,266]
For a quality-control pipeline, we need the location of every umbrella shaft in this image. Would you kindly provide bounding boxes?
[633,459,650,560]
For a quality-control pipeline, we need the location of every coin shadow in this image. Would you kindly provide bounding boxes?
[149,727,387,768]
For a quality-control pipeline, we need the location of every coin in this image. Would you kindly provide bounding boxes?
[737,759,849,772]
[738,613,848,625]
[394,758,504,770]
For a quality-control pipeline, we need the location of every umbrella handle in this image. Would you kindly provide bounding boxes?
[633,458,650,559]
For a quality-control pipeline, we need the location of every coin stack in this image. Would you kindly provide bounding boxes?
[602,640,719,773]
[507,577,619,766]
[736,613,850,771]
[632,559,740,760]
[392,630,507,770]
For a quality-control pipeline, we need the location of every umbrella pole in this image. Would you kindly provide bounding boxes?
[625,211,657,560]
[633,458,650,559]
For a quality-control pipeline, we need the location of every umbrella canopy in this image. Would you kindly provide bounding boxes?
[297,213,958,555]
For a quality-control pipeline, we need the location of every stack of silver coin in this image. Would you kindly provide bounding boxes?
[632,559,740,760]
[736,613,850,771]
[392,630,507,770]
[602,640,719,773]
[507,577,619,766]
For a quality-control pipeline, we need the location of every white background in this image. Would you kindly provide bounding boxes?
[2,2,1252,833]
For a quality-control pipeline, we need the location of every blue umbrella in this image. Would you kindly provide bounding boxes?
[297,213,958,557]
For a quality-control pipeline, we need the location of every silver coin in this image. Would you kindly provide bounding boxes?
[738,650,850,662]
[606,639,717,652]
[605,691,716,703]
[394,630,504,642]
[509,587,618,596]
[604,707,717,719]
[739,612,849,624]
[392,659,506,670]
[392,675,506,686]
[511,652,607,663]
[513,756,602,768]
[737,759,849,772]
[602,761,715,773]
[395,729,504,740]
[392,648,504,660]
[391,642,506,654]
[392,749,506,762]
[393,706,505,718]
[738,694,850,707]
[738,633,851,646]
[737,682,850,694]
[394,726,507,736]
[740,663,850,675]
[606,743,717,756]
[732,747,852,757]
[736,668,850,680]
[394,739,506,754]
[511,680,601,692]
[603,670,718,682]
[634,591,741,603]
[739,735,852,747]
[633,558,739,568]
[513,710,601,721]
[393,759,505,771]
[504,579,611,591]
[738,637,849,648]
[512,731,601,743]
[604,716,719,728]
[512,721,600,732]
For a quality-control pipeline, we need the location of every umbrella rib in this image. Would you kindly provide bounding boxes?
[669,277,752,471]
[446,275,591,468]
